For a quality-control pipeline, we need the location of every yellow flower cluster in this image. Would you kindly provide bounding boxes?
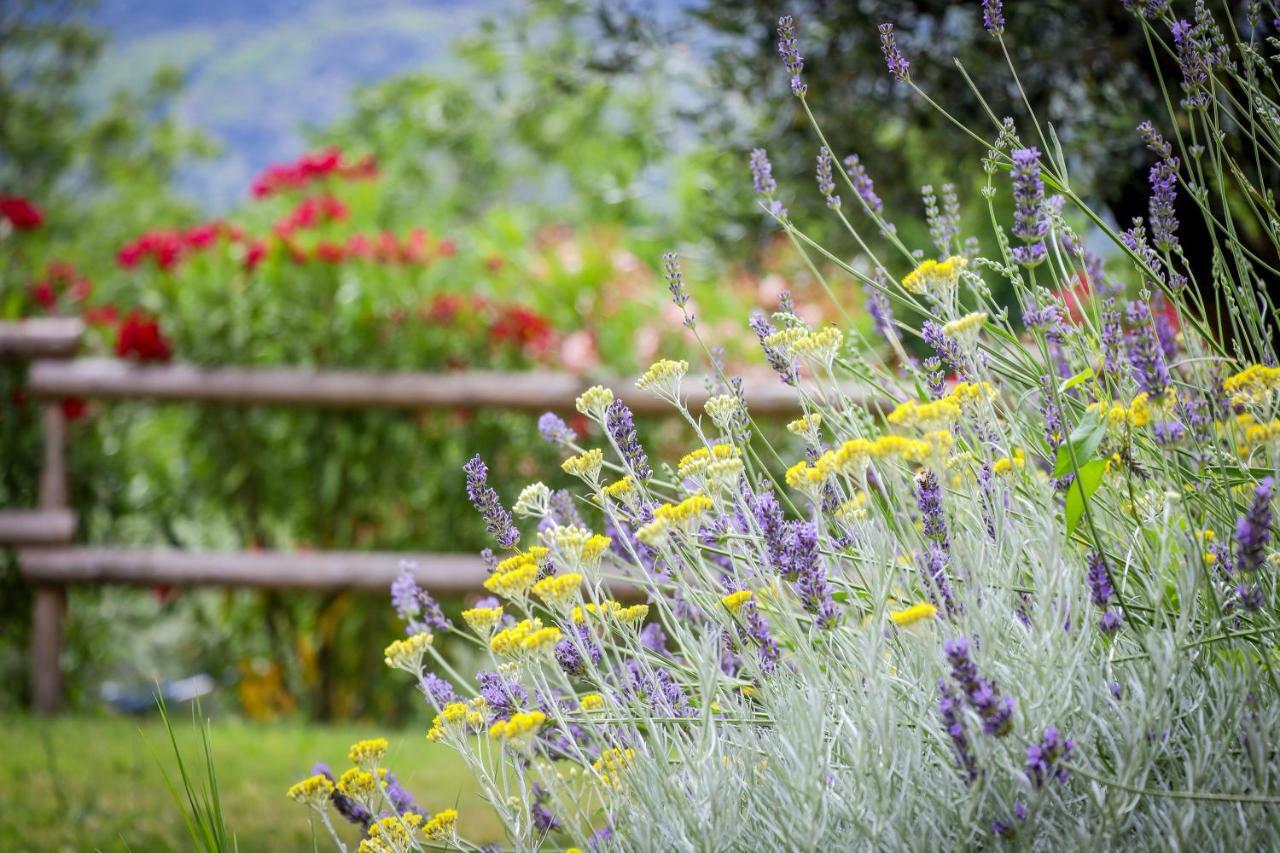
[383,632,433,670]
[635,359,689,396]
[787,413,822,436]
[722,590,754,612]
[1236,413,1280,450]
[427,698,487,741]
[461,604,505,635]
[790,326,844,364]
[422,808,458,841]
[677,444,740,480]
[358,808,458,853]
[992,448,1026,475]
[348,738,389,769]
[484,561,539,600]
[594,747,636,787]
[521,626,563,656]
[490,618,543,656]
[704,393,742,431]
[489,710,547,740]
[1090,393,1152,430]
[942,310,988,341]
[575,385,615,418]
[949,380,996,404]
[579,692,605,711]
[761,326,806,351]
[835,491,870,522]
[562,448,604,482]
[637,495,714,545]
[889,602,937,627]
[603,476,636,500]
[361,812,423,853]
[572,600,648,624]
[887,397,961,430]
[286,773,335,806]
[532,572,583,608]
[540,525,612,571]
[902,255,967,300]
[1224,364,1280,407]
[337,767,383,802]
[785,459,827,493]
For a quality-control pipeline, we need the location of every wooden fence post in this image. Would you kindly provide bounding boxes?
[31,401,69,714]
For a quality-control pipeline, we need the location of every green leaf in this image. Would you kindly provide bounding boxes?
[1064,459,1107,540]
[1058,366,1094,394]
[1052,411,1107,478]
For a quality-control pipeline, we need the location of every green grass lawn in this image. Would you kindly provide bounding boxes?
[0,713,505,851]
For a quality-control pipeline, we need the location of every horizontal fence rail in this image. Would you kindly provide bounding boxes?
[19,547,490,591]
[27,357,855,414]
[0,318,83,358]
[0,510,76,545]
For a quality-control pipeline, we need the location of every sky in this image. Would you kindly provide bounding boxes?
[88,0,512,210]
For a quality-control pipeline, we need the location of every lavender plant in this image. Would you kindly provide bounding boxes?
[291,4,1280,849]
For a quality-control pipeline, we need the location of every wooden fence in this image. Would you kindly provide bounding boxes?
[0,318,824,713]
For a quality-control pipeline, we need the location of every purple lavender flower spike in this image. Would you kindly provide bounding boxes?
[463,454,520,549]
[844,154,884,214]
[1086,551,1114,607]
[1148,157,1181,252]
[537,411,574,446]
[606,398,651,480]
[421,672,457,708]
[1138,120,1172,158]
[878,23,910,82]
[982,0,1005,35]
[391,563,452,633]
[944,637,1015,737]
[1231,478,1275,610]
[663,251,694,328]
[816,147,840,209]
[750,311,798,385]
[915,468,951,550]
[776,15,807,96]
[1026,726,1075,789]
[1010,147,1048,268]
[937,679,979,782]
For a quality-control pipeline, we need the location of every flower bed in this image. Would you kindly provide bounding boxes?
[288,5,1280,849]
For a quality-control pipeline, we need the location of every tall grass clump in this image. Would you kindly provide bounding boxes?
[288,4,1280,849]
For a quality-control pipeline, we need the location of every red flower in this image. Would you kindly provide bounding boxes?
[0,196,43,230]
[345,232,374,260]
[115,309,173,362]
[31,280,57,311]
[28,261,91,312]
[250,148,377,197]
[437,238,457,258]
[484,253,505,272]
[314,241,345,264]
[183,221,223,249]
[490,305,553,355]
[84,305,120,327]
[425,293,465,324]
[117,229,185,270]
[272,194,348,238]
[244,239,268,272]
[60,398,87,421]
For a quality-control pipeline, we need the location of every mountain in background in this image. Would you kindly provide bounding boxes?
[88,0,511,211]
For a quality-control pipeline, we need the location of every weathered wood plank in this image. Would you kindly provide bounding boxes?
[0,318,83,358]
[18,547,491,592]
[27,357,844,414]
[0,510,76,545]
[31,586,66,714]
